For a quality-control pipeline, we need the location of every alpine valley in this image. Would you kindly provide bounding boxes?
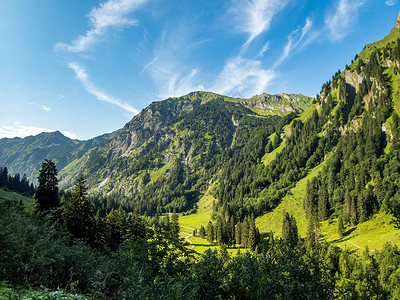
[2,7,400,300]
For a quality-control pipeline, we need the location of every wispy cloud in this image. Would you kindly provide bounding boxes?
[258,41,270,58]
[385,0,396,6]
[325,0,364,41]
[68,62,139,115]
[147,62,204,99]
[230,0,289,47]
[274,17,314,68]
[40,105,52,111]
[0,122,77,139]
[141,24,205,99]
[55,0,149,52]
[212,57,276,97]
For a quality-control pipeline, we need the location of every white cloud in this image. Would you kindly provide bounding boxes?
[141,25,205,99]
[230,0,289,47]
[258,41,270,57]
[212,57,276,97]
[149,64,204,99]
[0,122,78,139]
[385,0,396,6]
[68,62,140,115]
[40,105,52,111]
[274,17,314,68]
[55,0,149,52]
[325,0,364,41]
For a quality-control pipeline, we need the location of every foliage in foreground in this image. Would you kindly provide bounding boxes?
[1,198,400,299]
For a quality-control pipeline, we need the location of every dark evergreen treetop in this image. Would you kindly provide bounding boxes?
[35,159,59,212]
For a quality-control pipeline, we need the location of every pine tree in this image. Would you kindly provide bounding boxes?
[35,159,59,212]
[94,210,106,249]
[248,225,256,252]
[235,222,242,245]
[228,216,235,246]
[127,208,146,239]
[282,212,298,246]
[241,217,250,248]
[358,192,367,223]
[350,196,358,226]
[170,212,180,240]
[344,189,351,223]
[216,216,224,246]
[206,221,214,244]
[199,225,206,238]
[106,206,127,251]
[306,213,320,248]
[337,215,344,238]
[62,175,95,243]
[318,184,329,221]
[0,167,7,187]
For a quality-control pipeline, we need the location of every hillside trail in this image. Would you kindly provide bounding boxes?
[180,231,194,250]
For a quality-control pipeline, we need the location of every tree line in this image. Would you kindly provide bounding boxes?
[0,166,35,196]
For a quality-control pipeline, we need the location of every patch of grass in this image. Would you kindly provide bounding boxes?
[150,163,168,183]
[262,139,286,166]
[179,192,215,230]
[0,188,31,205]
[321,212,400,254]
[299,105,316,121]
[186,234,248,256]
[255,161,326,237]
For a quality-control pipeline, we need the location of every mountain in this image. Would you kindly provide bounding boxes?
[0,92,311,210]
[0,131,114,185]
[59,91,312,214]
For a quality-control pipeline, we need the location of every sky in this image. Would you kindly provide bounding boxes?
[0,0,399,140]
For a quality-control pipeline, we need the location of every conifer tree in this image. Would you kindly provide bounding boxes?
[199,225,206,238]
[318,184,329,221]
[127,208,146,239]
[94,210,106,249]
[235,222,242,245]
[282,212,298,246]
[35,159,59,212]
[170,212,180,240]
[62,175,95,243]
[106,206,127,251]
[337,215,344,238]
[248,225,256,252]
[358,192,367,223]
[206,221,214,243]
[216,216,224,246]
[306,213,320,248]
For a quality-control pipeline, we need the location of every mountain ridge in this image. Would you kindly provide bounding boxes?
[0,91,311,186]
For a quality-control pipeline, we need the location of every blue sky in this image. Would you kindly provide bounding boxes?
[0,0,399,140]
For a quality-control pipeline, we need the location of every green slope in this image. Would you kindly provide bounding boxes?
[256,160,326,236]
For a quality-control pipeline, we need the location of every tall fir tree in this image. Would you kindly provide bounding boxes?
[282,212,298,246]
[337,215,344,238]
[318,184,329,221]
[35,159,59,212]
[62,175,95,243]
[206,221,214,244]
